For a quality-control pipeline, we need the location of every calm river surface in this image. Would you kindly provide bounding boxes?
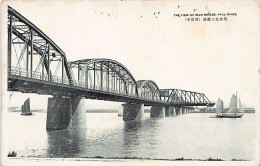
[3,112,255,160]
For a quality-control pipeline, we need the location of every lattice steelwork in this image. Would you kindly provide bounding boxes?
[69,59,139,98]
[8,6,74,87]
[7,6,214,107]
[137,80,161,102]
[160,89,214,106]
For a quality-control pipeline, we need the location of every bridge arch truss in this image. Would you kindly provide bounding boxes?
[7,6,74,86]
[137,80,161,102]
[69,59,139,98]
[7,6,214,107]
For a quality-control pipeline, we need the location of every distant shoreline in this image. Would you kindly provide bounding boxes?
[7,110,255,114]
[8,109,255,114]
[7,156,249,162]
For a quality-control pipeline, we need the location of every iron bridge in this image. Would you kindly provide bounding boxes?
[7,6,215,107]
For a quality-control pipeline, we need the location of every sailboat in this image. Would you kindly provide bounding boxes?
[217,93,244,118]
[21,98,32,115]
[216,98,224,116]
[209,98,223,118]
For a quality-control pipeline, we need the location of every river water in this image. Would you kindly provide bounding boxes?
[2,111,255,160]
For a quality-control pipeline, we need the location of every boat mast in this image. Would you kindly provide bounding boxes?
[235,91,237,115]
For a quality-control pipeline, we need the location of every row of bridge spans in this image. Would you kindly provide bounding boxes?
[7,6,214,107]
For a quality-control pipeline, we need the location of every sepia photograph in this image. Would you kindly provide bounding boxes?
[1,0,259,165]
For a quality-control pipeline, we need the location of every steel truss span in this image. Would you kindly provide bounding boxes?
[160,89,215,107]
[137,80,161,102]
[69,59,139,98]
[7,6,214,107]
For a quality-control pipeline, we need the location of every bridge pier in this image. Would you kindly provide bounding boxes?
[180,108,183,114]
[165,107,169,117]
[183,108,186,114]
[176,107,181,115]
[166,106,176,117]
[123,103,144,121]
[170,106,176,116]
[46,97,86,131]
[150,106,165,118]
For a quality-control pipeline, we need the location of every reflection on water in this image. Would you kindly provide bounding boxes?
[122,118,163,158]
[47,129,86,158]
[3,112,255,160]
[123,121,143,151]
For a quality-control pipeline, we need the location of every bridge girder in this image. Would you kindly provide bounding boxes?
[69,59,139,98]
[160,89,215,106]
[7,6,214,107]
[136,80,161,102]
[8,6,74,86]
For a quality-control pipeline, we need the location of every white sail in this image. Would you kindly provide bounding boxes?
[216,98,224,114]
[227,94,237,113]
[238,99,244,113]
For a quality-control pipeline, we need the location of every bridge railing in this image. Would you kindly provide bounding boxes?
[9,67,71,85]
[73,81,125,95]
[9,67,154,100]
[8,67,210,104]
[8,67,211,104]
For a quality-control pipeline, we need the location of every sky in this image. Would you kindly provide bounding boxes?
[2,0,259,110]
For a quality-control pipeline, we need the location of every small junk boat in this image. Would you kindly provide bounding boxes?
[21,98,32,115]
[209,98,224,118]
[216,93,244,118]
[215,98,224,117]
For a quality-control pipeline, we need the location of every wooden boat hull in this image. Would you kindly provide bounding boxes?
[21,113,32,116]
[216,114,243,118]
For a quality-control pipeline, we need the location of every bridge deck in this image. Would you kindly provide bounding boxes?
[7,6,215,107]
[8,68,164,106]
